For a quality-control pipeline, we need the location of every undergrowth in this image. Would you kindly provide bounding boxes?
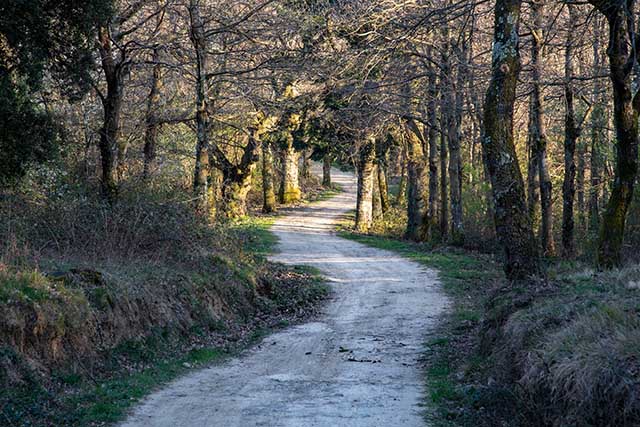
[0,168,330,426]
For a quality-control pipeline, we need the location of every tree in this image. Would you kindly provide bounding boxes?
[588,0,640,269]
[481,0,543,282]
[529,0,555,257]
[0,0,111,183]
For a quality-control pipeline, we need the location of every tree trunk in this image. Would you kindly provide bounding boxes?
[216,126,265,219]
[423,54,439,240]
[561,4,579,258]
[531,0,555,257]
[449,42,466,246]
[189,0,211,216]
[262,141,277,213]
[356,138,375,232]
[577,140,586,232]
[405,122,425,241]
[372,165,383,222]
[439,110,449,241]
[481,0,542,282]
[143,48,162,182]
[377,161,390,213]
[591,2,640,269]
[279,134,301,204]
[301,148,312,180]
[374,137,390,213]
[526,100,539,225]
[97,26,123,202]
[220,170,253,219]
[322,153,332,187]
[395,142,407,207]
[589,16,605,235]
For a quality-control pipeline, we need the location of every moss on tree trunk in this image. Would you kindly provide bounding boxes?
[481,0,543,282]
[279,138,301,204]
[356,138,376,232]
[262,142,277,213]
[589,2,640,269]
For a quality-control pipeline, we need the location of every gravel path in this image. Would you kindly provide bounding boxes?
[121,167,447,427]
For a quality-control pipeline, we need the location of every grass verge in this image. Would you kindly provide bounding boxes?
[337,228,503,425]
[340,222,640,426]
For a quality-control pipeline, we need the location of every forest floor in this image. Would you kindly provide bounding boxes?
[120,166,448,427]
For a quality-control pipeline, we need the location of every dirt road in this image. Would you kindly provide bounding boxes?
[121,167,447,427]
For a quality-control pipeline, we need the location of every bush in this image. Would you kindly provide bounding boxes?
[0,162,241,270]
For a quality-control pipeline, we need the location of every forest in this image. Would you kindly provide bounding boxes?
[1,0,640,426]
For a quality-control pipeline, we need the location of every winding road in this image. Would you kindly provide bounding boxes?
[121,167,447,427]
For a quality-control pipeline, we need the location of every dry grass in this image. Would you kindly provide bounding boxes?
[491,265,640,427]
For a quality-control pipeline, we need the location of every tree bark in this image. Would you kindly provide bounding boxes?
[530,0,555,257]
[405,122,425,241]
[189,0,211,216]
[97,26,123,202]
[375,137,390,213]
[589,16,606,235]
[372,165,383,222]
[439,87,449,241]
[279,134,301,204]
[526,100,539,225]
[394,141,407,207]
[322,153,332,187]
[577,139,586,232]
[561,4,579,258]
[301,148,312,180]
[377,160,390,213]
[449,42,466,246]
[423,54,439,240]
[219,143,258,219]
[262,141,277,213]
[481,0,542,282]
[143,47,162,182]
[590,2,640,269]
[356,138,375,232]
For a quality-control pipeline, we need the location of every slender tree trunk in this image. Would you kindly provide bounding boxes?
[262,141,277,213]
[189,0,211,216]
[279,134,301,204]
[356,138,376,232]
[589,17,605,235]
[322,153,332,187]
[372,165,383,222]
[143,48,162,181]
[424,55,439,240]
[449,42,466,246]
[481,0,542,282]
[526,100,539,224]
[395,141,408,207]
[577,140,586,231]
[591,2,640,269]
[375,137,390,213]
[562,5,579,258]
[405,122,425,241]
[301,148,312,180]
[439,111,449,240]
[377,161,389,213]
[531,0,555,257]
